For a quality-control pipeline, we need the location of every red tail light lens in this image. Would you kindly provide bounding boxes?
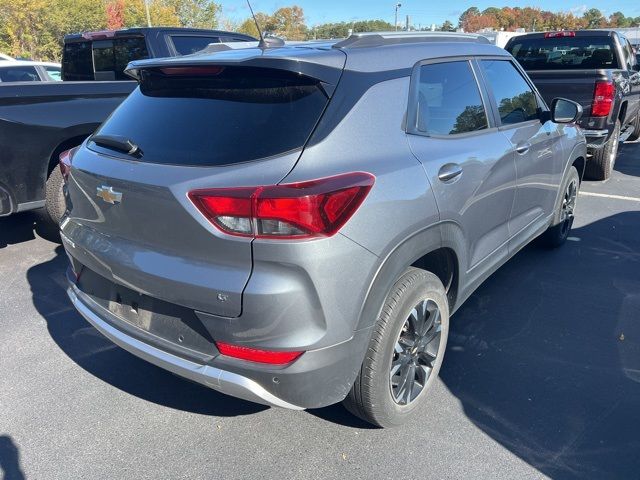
[544,31,576,38]
[216,341,304,365]
[59,147,79,182]
[188,172,375,239]
[592,81,614,117]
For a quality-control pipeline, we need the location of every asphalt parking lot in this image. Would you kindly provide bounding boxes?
[1,144,639,480]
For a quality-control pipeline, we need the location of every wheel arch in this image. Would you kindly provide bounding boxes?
[355,224,464,331]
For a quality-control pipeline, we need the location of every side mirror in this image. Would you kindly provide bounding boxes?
[551,98,583,124]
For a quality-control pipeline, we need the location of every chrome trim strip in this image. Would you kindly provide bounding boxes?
[16,200,46,212]
[67,285,304,410]
[581,129,609,138]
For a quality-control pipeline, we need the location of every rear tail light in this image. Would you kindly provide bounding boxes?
[544,31,576,38]
[215,341,304,365]
[592,81,614,117]
[188,172,375,239]
[59,147,79,182]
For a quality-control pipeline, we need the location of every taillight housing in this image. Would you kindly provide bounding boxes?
[59,146,79,182]
[592,81,614,117]
[544,31,576,38]
[215,341,304,365]
[188,172,375,239]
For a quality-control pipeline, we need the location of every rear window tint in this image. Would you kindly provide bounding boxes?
[416,61,488,135]
[63,42,93,80]
[507,37,619,70]
[170,36,221,55]
[63,37,149,81]
[90,67,329,166]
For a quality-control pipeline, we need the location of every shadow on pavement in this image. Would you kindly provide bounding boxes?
[0,435,25,480]
[0,211,60,248]
[615,142,640,177]
[440,211,640,479]
[26,245,266,418]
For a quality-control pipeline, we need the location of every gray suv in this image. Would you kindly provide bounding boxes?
[61,32,587,427]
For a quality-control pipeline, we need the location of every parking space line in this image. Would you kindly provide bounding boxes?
[579,191,640,203]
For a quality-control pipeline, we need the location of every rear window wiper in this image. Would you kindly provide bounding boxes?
[90,134,142,156]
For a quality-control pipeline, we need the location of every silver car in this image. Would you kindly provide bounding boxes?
[61,32,587,427]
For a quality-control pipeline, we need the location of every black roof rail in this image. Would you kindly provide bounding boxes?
[333,31,491,49]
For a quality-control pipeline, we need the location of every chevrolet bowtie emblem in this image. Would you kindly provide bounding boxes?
[96,185,123,204]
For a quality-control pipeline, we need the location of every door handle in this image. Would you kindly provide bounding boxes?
[515,143,531,155]
[438,163,463,182]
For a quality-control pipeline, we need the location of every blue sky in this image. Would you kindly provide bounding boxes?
[221,0,640,27]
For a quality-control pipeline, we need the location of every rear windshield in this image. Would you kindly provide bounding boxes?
[507,37,619,70]
[90,66,329,166]
[63,37,149,81]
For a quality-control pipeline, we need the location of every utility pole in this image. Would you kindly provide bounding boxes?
[394,3,402,31]
[145,0,152,27]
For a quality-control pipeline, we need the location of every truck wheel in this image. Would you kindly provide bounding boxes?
[628,113,640,142]
[44,166,66,228]
[540,166,579,249]
[585,120,620,181]
[343,268,449,427]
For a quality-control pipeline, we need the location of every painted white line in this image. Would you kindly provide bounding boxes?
[579,191,640,203]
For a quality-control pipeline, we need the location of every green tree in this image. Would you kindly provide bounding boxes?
[583,8,605,28]
[237,12,271,38]
[165,0,220,28]
[440,20,455,32]
[270,6,306,40]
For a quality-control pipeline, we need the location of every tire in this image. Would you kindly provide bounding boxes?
[343,268,449,428]
[44,166,66,229]
[585,120,620,181]
[540,166,579,249]
[628,113,640,142]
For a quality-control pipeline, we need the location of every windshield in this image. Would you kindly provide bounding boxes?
[507,37,619,70]
[90,66,330,166]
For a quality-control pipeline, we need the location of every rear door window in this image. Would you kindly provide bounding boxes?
[170,36,221,55]
[93,37,149,80]
[0,66,40,82]
[480,60,540,125]
[63,41,94,80]
[507,37,618,70]
[413,61,489,135]
[90,66,330,166]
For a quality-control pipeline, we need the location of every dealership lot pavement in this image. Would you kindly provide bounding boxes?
[1,144,639,480]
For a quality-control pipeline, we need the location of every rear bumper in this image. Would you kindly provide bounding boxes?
[67,279,373,409]
[68,284,304,409]
[582,129,609,149]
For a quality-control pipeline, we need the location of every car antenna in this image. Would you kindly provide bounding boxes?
[246,0,267,48]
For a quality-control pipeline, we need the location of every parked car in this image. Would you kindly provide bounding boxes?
[0,81,135,225]
[0,28,255,228]
[61,32,586,427]
[0,60,61,82]
[506,30,640,180]
[63,27,255,81]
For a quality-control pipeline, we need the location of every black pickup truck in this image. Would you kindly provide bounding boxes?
[1,27,255,229]
[506,30,640,180]
[63,27,254,81]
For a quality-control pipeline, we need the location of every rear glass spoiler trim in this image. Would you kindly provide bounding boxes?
[125,56,344,85]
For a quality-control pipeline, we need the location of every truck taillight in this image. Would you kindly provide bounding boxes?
[188,172,375,239]
[592,81,614,117]
[544,31,576,38]
[59,147,79,182]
